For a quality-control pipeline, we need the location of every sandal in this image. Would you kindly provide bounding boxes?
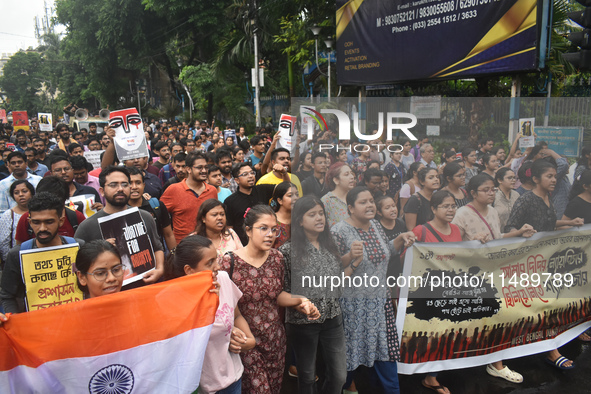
[545,356,574,370]
[486,364,523,383]
[422,379,450,394]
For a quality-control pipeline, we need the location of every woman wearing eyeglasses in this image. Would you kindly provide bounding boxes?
[220,204,320,394]
[493,168,520,230]
[407,190,462,394]
[452,174,535,384]
[75,240,125,299]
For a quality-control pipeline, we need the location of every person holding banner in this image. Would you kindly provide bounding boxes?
[0,192,83,313]
[331,187,415,394]
[409,190,463,393]
[166,234,255,394]
[563,169,591,225]
[75,240,124,299]
[452,174,537,382]
[505,160,584,370]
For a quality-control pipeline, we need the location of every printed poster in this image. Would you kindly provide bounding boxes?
[37,112,53,131]
[12,111,29,132]
[108,108,149,162]
[66,194,97,218]
[224,129,237,145]
[519,118,535,148]
[84,149,105,170]
[20,243,83,311]
[98,207,156,285]
[277,114,296,151]
[397,225,591,374]
[0,109,7,123]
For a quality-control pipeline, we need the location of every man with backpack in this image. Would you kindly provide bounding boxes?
[0,192,85,313]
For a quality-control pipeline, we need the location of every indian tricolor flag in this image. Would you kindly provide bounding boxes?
[0,272,218,393]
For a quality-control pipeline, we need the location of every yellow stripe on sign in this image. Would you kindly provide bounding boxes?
[336,0,365,40]
[467,0,537,57]
[431,0,536,78]
[436,47,535,78]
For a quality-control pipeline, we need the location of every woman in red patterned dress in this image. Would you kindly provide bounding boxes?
[220,204,319,394]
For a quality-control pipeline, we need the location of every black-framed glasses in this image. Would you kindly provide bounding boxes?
[87,264,124,281]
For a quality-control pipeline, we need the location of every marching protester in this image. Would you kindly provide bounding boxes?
[1,192,84,313]
[220,205,320,394]
[193,199,242,260]
[452,174,536,383]
[0,152,42,214]
[75,240,124,299]
[271,182,297,248]
[563,169,591,225]
[321,162,356,228]
[505,159,584,370]
[462,147,479,185]
[398,162,425,212]
[331,186,415,393]
[279,196,347,394]
[0,180,34,262]
[160,152,218,243]
[404,167,440,230]
[493,167,520,230]
[166,234,255,394]
[74,166,165,284]
[440,162,469,209]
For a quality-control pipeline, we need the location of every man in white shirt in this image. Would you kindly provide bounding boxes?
[0,152,42,213]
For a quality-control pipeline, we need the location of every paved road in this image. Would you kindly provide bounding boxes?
[281,339,591,393]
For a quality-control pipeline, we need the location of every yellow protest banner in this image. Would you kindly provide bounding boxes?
[20,243,83,311]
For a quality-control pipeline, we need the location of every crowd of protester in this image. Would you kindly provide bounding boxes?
[0,115,590,394]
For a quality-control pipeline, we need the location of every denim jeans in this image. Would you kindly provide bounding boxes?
[286,314,347,394]
[215,378,241,394]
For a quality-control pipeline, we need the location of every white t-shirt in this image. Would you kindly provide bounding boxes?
[199,271,244,393]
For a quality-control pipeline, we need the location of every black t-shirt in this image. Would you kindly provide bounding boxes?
[225,185,275,245]
[380,218,407,241]
[564,196,591,224]
[295,170,313,182]
[403,193,433,227]
[139,198,172,246]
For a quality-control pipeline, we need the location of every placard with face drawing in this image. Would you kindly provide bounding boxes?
[109,108,149,161]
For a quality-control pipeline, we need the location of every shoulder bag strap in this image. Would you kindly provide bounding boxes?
[424,222,446,243]
[466,204,495,239]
